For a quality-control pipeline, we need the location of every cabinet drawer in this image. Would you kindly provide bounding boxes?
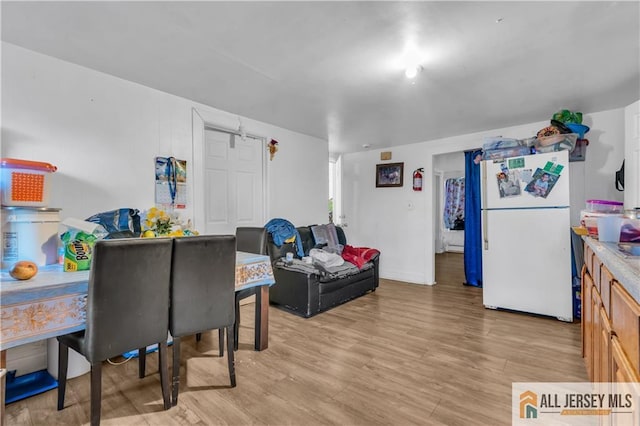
[600,264,614,318]
[611,281,640,375]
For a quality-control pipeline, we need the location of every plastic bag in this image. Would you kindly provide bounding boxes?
[59,219,107,272]
[86,208,141,238]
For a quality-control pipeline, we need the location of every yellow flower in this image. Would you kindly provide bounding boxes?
[141,207,198,237]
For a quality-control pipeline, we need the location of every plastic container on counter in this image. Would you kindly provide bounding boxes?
[0,158,57,207]
[580,210,624,238]
[620,219,640,243]
[597,216,623,243]
[586,199,624,214]
[1,207,61,269]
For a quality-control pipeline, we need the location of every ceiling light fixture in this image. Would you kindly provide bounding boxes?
[405,65,422,79]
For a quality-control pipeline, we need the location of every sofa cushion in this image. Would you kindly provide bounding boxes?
[310,224,341,251]
[317,261,373,283]
[297,226,315,256]
[273,258,373,282]
[318,266,375,293]
[267,224,349,261]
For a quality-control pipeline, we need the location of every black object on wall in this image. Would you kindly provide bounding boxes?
[616,160,625,191]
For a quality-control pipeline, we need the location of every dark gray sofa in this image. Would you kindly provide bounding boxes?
[266,225,379,317]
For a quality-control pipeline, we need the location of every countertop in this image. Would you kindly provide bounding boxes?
[582,237,640,303]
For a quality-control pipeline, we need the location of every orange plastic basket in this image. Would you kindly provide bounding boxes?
[1,158,57,206]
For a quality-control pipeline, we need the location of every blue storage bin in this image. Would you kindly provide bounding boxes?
[572,276,581,320]
[5,369,57,404]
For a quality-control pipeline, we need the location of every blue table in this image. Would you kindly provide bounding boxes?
[0,251,274,415]
[1,251,274,352]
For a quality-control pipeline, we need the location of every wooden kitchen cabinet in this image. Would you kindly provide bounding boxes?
[612,335,640,382]
[600,306,613,383]
[582,264,594,378]
[593,284,603,382]
[582,241,640,387]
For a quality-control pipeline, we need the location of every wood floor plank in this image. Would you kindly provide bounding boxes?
[5,252,587,425]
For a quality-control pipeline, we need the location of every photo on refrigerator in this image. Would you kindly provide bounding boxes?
[524,168,560,198]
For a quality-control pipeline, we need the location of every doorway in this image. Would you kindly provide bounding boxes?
[433,151,465,253]
[433,151,466,284]
[202,129,265,234]
[191,109,267,234]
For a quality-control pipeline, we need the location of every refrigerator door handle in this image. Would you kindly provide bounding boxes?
[482,160,488,250]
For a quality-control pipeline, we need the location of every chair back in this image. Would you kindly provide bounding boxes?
[83,238,173,362]
[236,227,267,255]
[170,235,236,337]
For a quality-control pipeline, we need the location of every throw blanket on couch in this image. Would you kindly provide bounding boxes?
[265,218,305,257]
[342,245,380,269]
[309,248,344,268]
[274,258,369,281]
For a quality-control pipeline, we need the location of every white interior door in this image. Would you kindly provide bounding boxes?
[625,100,640,209]
[203,129,264,235]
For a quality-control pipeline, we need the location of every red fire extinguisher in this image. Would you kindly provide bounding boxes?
[413,168,424,191]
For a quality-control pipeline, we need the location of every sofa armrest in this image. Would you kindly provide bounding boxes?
[369,252,380,289]
[269,266,320,317]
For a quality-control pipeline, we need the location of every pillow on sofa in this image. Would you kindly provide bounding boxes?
[311,224,341,253]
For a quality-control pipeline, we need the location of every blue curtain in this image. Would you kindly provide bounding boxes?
[463,150,483,287]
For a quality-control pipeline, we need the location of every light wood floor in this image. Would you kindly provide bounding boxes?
[6,253,587,425]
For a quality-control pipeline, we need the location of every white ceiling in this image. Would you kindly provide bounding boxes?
[2,1,639,155]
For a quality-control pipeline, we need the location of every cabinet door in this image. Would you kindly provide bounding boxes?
[601,265,613,318]
[593,285,602,383]
[583,268,594,380]
[611,336,640,426]
[600,306,612,383]
[611,281,640,374]
[582,266,588,358]
[584,244,592,275]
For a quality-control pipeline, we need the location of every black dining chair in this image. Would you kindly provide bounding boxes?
[234,227,268,350]
[168,235,237,406]
[56,238,173,426]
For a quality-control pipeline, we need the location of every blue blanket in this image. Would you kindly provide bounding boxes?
[265,218,304,257]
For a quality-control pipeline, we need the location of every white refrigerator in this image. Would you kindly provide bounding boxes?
[481,149,573,322]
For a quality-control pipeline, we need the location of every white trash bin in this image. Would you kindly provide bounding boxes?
[1,207,61,269]
[47,338,90,380]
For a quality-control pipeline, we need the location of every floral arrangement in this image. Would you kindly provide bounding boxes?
[268,139,279,161]
[141,207,198,237]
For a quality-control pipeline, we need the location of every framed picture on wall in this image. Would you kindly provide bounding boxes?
[376,162,404,188]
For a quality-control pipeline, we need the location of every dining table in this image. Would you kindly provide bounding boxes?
[0,250,274,414]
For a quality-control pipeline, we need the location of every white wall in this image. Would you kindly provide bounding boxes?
[343,109,626,285]
[1,42,328,227]
[434,151,465,177]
